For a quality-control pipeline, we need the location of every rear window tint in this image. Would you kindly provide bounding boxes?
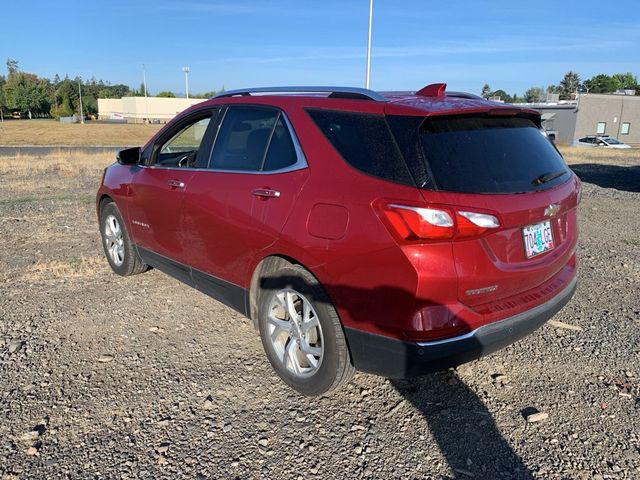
[306,109,415,187]
[418,116,570,193]
[263,116,297,171]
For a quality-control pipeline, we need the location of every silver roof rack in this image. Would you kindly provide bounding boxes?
[212,86,387,102]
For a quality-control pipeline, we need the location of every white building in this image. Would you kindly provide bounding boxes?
[98,97,206,123]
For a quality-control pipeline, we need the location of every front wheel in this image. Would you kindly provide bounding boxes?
[99,201,148,276]
[258,265,355,396]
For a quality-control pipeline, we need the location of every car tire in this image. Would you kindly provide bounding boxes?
[258,265,355,396]
[99,201,148,277]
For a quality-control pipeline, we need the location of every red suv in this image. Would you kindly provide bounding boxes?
[97,84,579,396]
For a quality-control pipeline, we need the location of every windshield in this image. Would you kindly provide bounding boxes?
[604,138,623,145]
[414,115,570,194]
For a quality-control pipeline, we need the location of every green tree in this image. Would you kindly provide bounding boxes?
[0,74,6,120]
[583,74,616,93]
[6,58,18,75]
[109,84,132,98]
[51,93,74,118]
[559,71,580,100]
[83,94,98,116]
[524,87,545,103]
[611,72,638,90]
[481,83,491,99]
[490,89,512,103]
[134,82,149,96]
[97,88,112,98]
[52,78,80,115]
[156,90,176,97]
[582,72,638,93]
[4,72,51,118]
[96,84,132,98]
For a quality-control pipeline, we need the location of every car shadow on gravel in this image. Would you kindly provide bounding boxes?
[570,163,640,192]
[392,373,535,480]
[259,276,535,478]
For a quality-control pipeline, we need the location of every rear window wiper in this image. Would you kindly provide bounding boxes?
[533,170,567,185]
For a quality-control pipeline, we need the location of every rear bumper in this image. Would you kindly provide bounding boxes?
[344,276,577,378]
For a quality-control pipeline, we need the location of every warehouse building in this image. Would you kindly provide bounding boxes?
[534,92,639,146]
[97,97,205,123]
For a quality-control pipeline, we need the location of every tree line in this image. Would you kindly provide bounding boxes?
[1,58,638,118]
[0,59,220,119]
[482,71,639,104]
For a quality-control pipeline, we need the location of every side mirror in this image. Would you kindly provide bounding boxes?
[117,147,141,165]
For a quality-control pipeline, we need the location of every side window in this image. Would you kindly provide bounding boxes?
[263,116,298,171]
[209,106,299,172]
[306,109,414,187]
[154,115,212,168]
[621,122,631,135]
[210,107,277,171]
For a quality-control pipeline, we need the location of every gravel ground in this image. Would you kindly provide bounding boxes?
[0,154,638,479]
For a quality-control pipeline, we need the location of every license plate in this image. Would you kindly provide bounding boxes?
[523,221,554,258]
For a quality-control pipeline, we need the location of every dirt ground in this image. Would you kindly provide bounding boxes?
[0,148,639,479]
[0,120,162,147]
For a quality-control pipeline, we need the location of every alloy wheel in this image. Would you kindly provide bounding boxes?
[266,289,324,378]
[103,214,125,267]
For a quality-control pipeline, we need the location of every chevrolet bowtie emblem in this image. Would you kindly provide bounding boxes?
[544,204,560,217]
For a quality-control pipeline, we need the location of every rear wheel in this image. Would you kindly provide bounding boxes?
[258,265,355,396]
[99,201,148,276]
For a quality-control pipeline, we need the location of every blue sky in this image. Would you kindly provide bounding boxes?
[3,0,639,96]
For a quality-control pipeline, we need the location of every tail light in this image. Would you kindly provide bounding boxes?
[377,202,500,242]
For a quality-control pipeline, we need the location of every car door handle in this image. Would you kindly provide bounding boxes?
[167,179,185,189]
[252,188,281,199]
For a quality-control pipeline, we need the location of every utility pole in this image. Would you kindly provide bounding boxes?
[182,66,190,99]
[78,80,85,124]
[143,64,149,123]
[365,0,373,89]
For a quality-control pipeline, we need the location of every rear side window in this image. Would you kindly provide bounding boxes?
[263,116,297,171]
[417,116,570,193]
[306,109,415,187]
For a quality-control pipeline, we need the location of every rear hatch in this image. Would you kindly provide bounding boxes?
[387,113,579,309]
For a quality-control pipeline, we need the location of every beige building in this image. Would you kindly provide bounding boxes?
[98,96,206,123]
[574,93,640,145]
[533,93,640,146]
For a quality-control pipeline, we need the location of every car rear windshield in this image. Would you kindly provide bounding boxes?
[416,116,570,193]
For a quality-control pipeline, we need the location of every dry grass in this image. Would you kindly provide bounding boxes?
[0,119,162,146]
[558,146,640,166]
[0,151,113,175]
[23,256,106,282]
[0,151,113,197]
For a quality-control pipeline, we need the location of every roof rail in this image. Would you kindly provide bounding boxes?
[446,91,483,100]
[212,86,386,102]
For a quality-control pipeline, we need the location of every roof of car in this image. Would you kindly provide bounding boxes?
[205,84,540,119]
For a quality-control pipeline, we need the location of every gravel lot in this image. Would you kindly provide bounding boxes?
[0,150,638,479]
